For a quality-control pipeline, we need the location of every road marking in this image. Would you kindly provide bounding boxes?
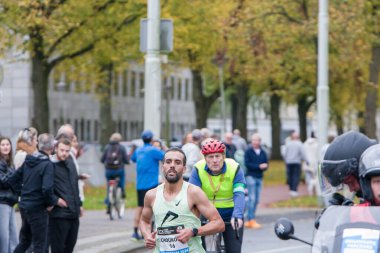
[256,245,309,253]
[76,231,129,246]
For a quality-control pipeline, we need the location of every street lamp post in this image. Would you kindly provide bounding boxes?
[317,0,329,147]
[165,82,171,148]
[144,0,161,136]
[218,65,227,137]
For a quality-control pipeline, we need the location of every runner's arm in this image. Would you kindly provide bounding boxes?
[191,185,225,236]
[140,189,156,249]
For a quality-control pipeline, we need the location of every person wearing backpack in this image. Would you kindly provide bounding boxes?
[101,133,129,212]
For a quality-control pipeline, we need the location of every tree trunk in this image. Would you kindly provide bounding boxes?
[31,45,50,133]
[297,97,308,142]
[192,69,218,128]
[364,45,380,138]
[336,114,344,135]
[99,63,115,148]
[231,83,249,139]
[270,92,282,160]
[231,94,238,131]
[357,111,365,133]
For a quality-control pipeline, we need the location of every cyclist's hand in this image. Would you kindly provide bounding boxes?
[57,198,68,208]
[46,206,54,212]
[145,231,156,249]
[176,228,192,244]
[231,218,243,230]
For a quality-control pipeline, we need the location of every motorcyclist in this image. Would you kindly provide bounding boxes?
[358,144,380,206]
[320,131,376,203]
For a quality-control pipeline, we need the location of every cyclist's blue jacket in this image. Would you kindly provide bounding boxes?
[189,161,246,221]
[131,143,164,190]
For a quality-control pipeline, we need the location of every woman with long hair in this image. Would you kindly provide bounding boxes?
[0,136,19,253]
[14,127,38,169]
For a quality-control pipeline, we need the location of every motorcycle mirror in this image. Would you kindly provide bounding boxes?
[274,218,294,240]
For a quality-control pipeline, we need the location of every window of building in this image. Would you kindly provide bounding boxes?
[74,119,79,139]
[94,120,99,142]
[139,72,144,98]
[185,79,189,101]
[130,71,136,97]
[122,70,128,97]
[86,120,91,142]
[79,119,84,141]
[178,78,183,101]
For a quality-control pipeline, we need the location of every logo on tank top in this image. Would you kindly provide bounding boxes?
[175,199,182,206]
[160,211,179,227]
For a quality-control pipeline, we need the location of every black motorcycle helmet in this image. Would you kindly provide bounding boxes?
[359,144,380,204]
[321,131,376,187]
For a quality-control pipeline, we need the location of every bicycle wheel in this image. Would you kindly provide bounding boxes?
[216,233,225,253]
[115,187,125,219]
[204,233,220,253]
[108,185,117,220]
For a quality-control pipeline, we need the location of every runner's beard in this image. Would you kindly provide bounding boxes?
[165,170,182,184]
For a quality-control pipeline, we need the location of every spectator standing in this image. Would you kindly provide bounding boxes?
[244,134,268,229]
[9,134,61,253]
[130,130,164,241]
[56,124,87,202]
[303,132,319,196]
[14,127,38,169]
[281,131,308,197]
[101,133,129,211]
[181,132,193,147]
[232,129,247,152]
[181,129,203,181]
[49,136,82,253]
[223,132,237,159]
[0,137,19,253]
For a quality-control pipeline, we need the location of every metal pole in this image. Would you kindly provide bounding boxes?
[317,0,329,147]
[219,65,227,137]
[144,0,161,137]
[165,85,170,148]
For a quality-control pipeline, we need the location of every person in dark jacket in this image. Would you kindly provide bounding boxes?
[223,132,237,159]
[49,136,82,253]
[0,136,19,253]
[244,133,268,229]
[100,132,129,209]
[8,133,63,253]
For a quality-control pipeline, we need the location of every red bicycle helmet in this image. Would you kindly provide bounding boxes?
[201,138,226,155]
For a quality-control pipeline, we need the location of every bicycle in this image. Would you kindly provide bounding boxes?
[202,219,240,253]
[107,176,125,220]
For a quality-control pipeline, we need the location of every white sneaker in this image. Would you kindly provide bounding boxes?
[290,191,299,197]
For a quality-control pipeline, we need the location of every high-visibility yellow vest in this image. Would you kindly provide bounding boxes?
[195,158,239,208]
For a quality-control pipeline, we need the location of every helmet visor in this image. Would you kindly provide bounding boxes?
[321,158,358,187]
[318,163,344,196]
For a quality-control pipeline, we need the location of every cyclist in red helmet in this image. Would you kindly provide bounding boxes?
[189,138,246,253]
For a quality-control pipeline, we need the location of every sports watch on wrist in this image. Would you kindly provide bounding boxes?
[192,228,198,237]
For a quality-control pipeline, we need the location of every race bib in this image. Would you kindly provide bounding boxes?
[157,225,189,253]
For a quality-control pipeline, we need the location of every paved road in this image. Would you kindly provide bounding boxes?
[130,208,318,253]
[14,184,314,253]
[14,207,318,253]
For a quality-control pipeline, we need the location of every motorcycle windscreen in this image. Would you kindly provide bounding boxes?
[312,206,380,253]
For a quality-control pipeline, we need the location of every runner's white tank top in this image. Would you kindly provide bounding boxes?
[153,181,204,253]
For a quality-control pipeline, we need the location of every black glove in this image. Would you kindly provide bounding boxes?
[328,193,353,206]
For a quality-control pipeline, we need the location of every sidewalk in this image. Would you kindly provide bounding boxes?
[72,183,311,253]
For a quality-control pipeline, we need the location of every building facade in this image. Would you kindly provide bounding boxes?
[0,57,196,142]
